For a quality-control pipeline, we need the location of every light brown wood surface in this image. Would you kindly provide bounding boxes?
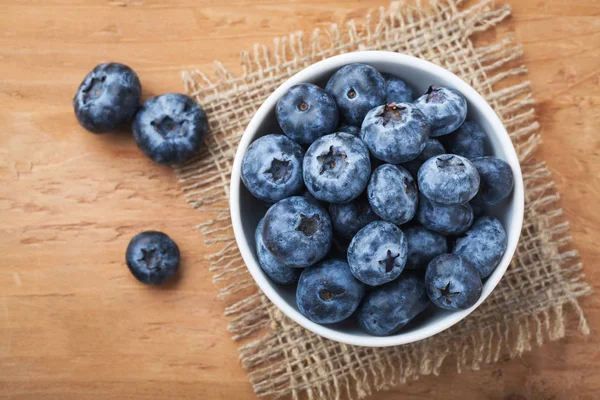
[1,1,599,399]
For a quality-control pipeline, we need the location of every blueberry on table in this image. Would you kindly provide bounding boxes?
[454,216,507,279]
[413,85,467,137]
[276,83,339,145]
[262,196,332,268]
[401,138,446,178]
[367,164,418,226]
[73,62,141,133]
[325,63,386,126]
[348,221,408,286]
[404,225,448,270]
[125,231,180,285]
[337,123,360,136]
[255,218,301,285]
[357,272,430,336]
[329,195,379,240]
[418,154,480,205]
[442,120,489,159]
[360,103,430,164]
[382,73,414,103]
[303,132,371,204]
[241,134,305,203]
[425,253,483,310]
[133,93,208,165]
[470,156,515,206]
[296,259,365,324]
[417,194,474,236]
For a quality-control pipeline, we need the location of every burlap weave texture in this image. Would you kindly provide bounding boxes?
[175,1,592,399]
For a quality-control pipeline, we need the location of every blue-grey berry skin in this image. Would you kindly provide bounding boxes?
[329,195,379,240]
[133,93,208,165]
[361,103,430,164]
[418,154,480,205]
[337,123,360,136]
[348,221,408,286]
[414,85,467,137]
[303,132,371,203]
[255,218,301,284]
[325,63,386,126]
[454,216,507,279]
[357,272,430,336]
[241,134,305,202]
[401,138,446,178]
[382,73,414,104]
[417,194,474,236]
[296,259,365,324]
[125,231,180,285]
[425,253,483,310]
[262,196,332,268]
[276,83,339,145]
[471,156,515,206]
[74,63,141,133]
[368,164,418,226]
[404,225,448,270]
[442,120,489,159]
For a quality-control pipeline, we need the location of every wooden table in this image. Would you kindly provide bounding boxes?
[1,1,599,398]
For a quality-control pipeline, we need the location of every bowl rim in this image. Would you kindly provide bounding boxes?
[229,51,524,347]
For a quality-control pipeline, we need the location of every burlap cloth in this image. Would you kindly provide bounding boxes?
[175,1,592,398]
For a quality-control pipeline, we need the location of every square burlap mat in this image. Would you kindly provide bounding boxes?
[175,1,592,398]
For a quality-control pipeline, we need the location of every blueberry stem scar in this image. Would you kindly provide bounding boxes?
[296,214,319,236]
[317,145,348,174]
[378,249,400,272]
[437,282,460,304]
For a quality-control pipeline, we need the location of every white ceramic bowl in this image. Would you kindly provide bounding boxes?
[230,51,524,347]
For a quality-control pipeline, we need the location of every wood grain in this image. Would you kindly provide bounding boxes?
[1,1,599,399]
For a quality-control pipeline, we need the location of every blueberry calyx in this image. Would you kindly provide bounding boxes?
[319,289,334,301]
[82,75,106,104]
[437,281,460,304]
[436,154,464,168]
[139,247,162,269]
[266,158,291,183]
[347,89,357,99]
[297,214,319,236]
[298,101,309,111]
[150,116,186,137]
[380,102,407,126]
[425,85,441,102]
[317,145,347,174]
[378,249,400,272]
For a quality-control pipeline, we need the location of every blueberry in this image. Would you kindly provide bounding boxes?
[337,123,360,136]
[73,63,141,133]
[382,73,414,103]
[241,134,305,202]
[325,63,386,126]
[404,225,448,270]
[417,194,473,236]
[454,216,507,278]
[401,138,446,178]
[414,85,467,137]
[356,272,429,336]
[442,120,489,159]
[471,156,515,206]
[125,231,180,285]
[418,154,480,205]
[425,254,482,310]
[367,164,418,226]
[262,196,332,267]
[296,259,365,324]
[360,103,430,163]
[133,93,208,165]
[348,221,408,286]
[328,195,379,239]
[276,83,339,145]
[255,218,301,284]
[303,132,371,203]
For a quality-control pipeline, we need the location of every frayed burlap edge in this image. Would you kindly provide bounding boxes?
[174,1,592,399]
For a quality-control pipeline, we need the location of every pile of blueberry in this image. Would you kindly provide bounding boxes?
[242,63,514,336]
[74,63,210,285]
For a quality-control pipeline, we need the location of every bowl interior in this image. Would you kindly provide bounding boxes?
[232,52,523,346]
